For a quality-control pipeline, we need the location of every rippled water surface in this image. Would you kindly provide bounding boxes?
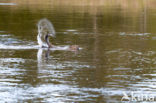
[1,0,156,102]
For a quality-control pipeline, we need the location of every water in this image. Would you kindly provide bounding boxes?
[1,0,156,102]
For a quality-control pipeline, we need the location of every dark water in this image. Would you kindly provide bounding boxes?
[1,0,156,102]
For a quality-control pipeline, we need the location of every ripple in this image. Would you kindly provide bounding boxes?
[119,32,150,36]
[0,31,6,33]
[0,58,25,63]
[0,3,16,5]
[66,29,77,32]
[0,84,124,102]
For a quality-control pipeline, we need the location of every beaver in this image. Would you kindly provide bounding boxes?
[37,18,79,51]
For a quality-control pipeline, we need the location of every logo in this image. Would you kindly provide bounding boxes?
[121,92,155,102]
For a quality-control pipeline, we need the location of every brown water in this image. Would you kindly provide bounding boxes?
[1,0,156,102]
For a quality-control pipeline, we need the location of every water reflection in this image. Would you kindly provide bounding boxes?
[1,31,156,102]
[37,48,50,71]
[36,47,97,102]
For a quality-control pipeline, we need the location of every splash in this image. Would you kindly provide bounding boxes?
[0,44,39,50]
